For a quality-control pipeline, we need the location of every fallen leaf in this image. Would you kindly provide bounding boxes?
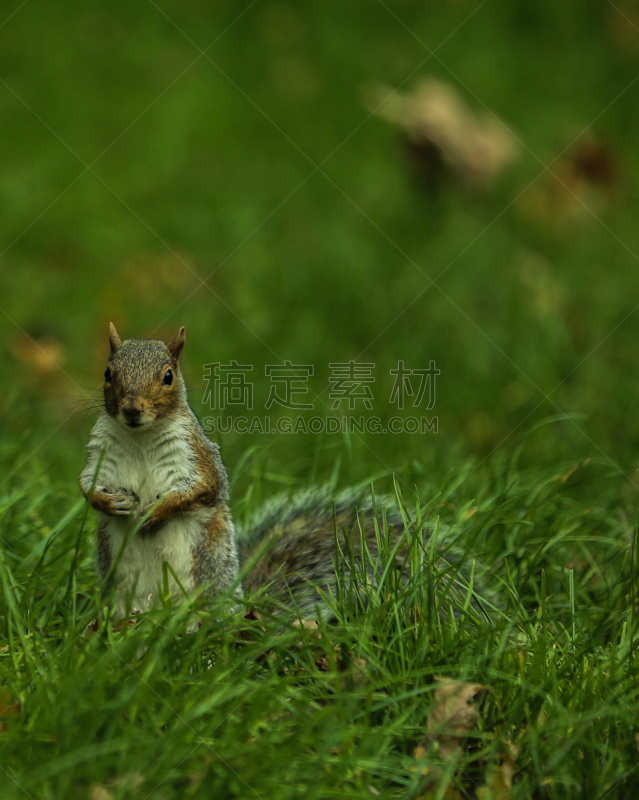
[88,785,113,800]
[314,644,368,689]
[316,653,331,671]
[238,609,266,642]
[366,77,519,191]
[424,676,484,761]
[293,618,322,644]
[292,618,319,630]
[257,649,278,666]
[408,760,464,798]
[519,137,618,227]
[82,618,101,638]
[561,139,618,191]
[111,619,138,632]
[12,334,66,377]
[110,772,144,792]
[351,657,368,687]
[88,772,145,800]
[477,743,519,800]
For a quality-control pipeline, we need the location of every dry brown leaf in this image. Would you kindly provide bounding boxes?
[89,772,145,799]
[316,644,343,670]
[257,649,278,666]
[293,618,322,644]
[314,645,368,689]
[88,785,113,800]
[292,618,319,630]
[238,609,266,643]
[351,658,368,687]
[110,772,145,792]
[408,760,464,798]
[12,334,66,377]
[366,77,519,190]
[316,653,331,671]
[519,137,618,228]
[425,676,484,761]
[111,619,138,632]
[82,618,101,638]
[559,139,618,193]
[477,743,519,800]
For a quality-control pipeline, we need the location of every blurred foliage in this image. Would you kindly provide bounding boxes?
[2,0,639,499]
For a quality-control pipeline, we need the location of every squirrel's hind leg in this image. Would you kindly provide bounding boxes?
[194,505,243,604]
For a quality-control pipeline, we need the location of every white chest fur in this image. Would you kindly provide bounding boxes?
[106,512,209,614]
[88,414,194,506]
[85,414,211,614]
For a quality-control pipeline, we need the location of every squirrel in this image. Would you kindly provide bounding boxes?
[80,324,480,620]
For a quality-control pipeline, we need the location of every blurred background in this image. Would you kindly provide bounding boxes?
[2,0,639,514]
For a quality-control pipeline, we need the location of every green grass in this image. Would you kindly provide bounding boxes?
[3,0,639,796]
[2,452,639,798]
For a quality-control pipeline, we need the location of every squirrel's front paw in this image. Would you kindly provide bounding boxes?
[111,494,135,515]
[116,487,140,502]
[139,503,158,531]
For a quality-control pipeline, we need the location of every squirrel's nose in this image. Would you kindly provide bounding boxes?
[122,400,143,422]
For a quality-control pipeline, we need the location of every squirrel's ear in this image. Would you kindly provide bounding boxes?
[109,322,121,355]
[168,326,186,364]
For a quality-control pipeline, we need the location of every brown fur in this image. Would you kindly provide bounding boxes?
[193,503,238,591]
[139,424,220,533]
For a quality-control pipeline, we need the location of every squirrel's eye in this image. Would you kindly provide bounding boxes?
[163,369,173,386]
[104,367,112,382]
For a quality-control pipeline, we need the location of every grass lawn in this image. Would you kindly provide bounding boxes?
[2,1,639,796]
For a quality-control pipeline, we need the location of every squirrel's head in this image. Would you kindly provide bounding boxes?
[103,323,186,429]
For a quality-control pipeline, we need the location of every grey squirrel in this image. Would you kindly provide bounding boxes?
[80,325,479,619]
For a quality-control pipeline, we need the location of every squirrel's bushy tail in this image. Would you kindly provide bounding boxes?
[236,487,492,621]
